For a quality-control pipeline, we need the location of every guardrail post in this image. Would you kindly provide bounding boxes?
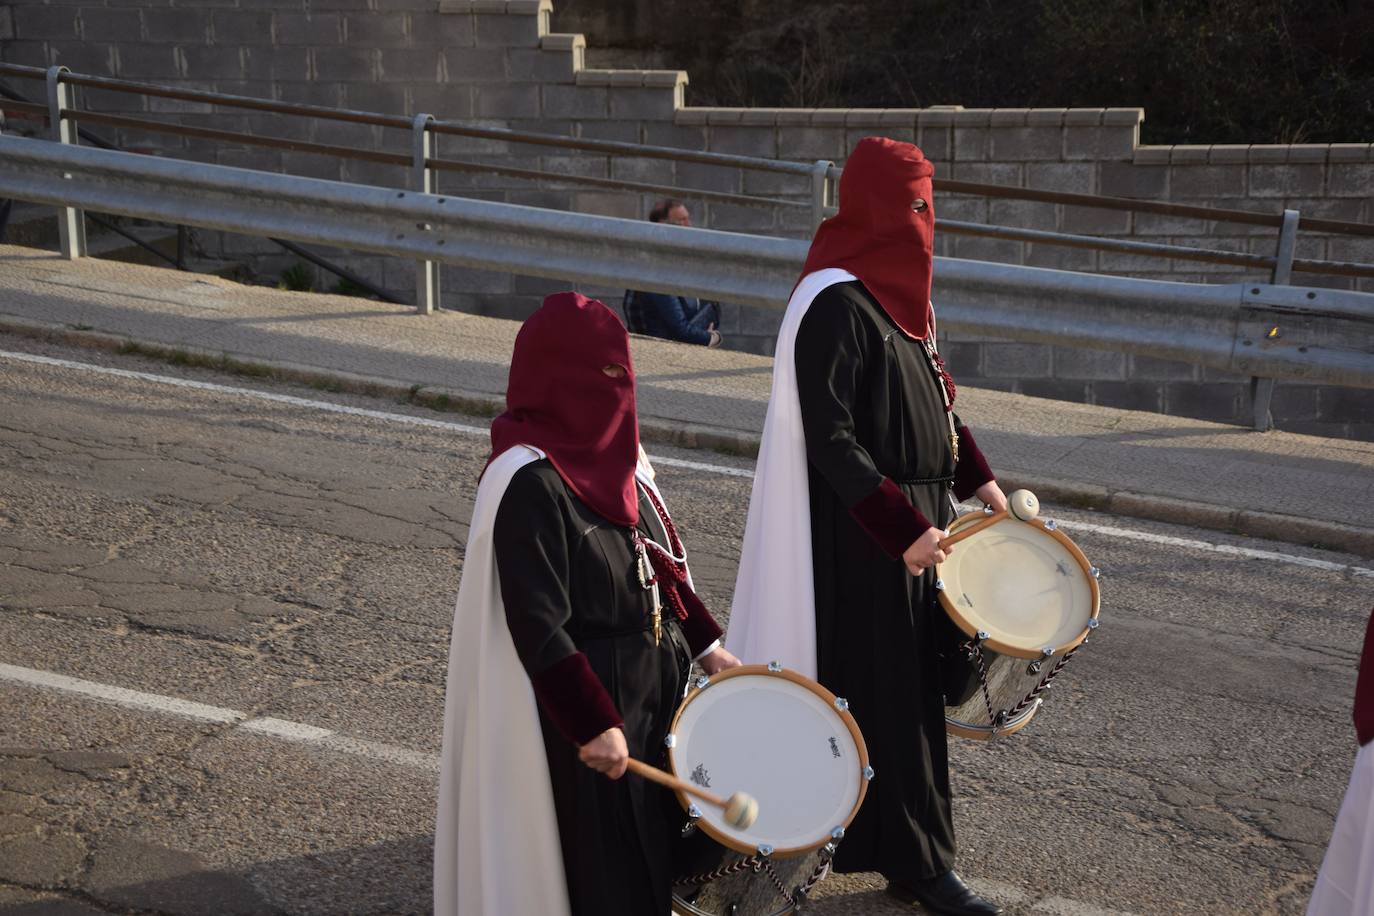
[46,66,87,260]
[412,113,439,315]
[810,160,834,229]
[1250,208,1300,431]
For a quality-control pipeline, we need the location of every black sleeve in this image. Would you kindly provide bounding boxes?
[795,287,885,506]
[795,287,932,558]
[494,465,622,745]
[493,466,578,675]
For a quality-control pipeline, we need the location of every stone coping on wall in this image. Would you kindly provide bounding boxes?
[575,68,687,89]
[439,0,552,15]
[1134,143,1374,164]
[672,106,1145,127]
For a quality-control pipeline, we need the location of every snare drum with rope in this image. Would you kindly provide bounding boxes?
[934,490,1101,740]
[668,664,873,916]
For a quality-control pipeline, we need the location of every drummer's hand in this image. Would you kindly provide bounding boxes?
[699,646,742,675]
[578,727,629,779]
[902,526,949,574]
[976,481,1008,514]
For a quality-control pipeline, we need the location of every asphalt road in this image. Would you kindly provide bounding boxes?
[0,338,1369,916]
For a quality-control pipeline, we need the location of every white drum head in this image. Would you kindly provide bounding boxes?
[668,667,869,858]
[937,516,1098,659]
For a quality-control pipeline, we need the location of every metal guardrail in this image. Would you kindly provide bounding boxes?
[2,135,1370,391]
[6,61,1373,272]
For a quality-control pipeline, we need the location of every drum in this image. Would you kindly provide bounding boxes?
[935,508,1100,740]
[669,664,871,916]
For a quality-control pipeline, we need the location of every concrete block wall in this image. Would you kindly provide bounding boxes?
[3,0,1372,437]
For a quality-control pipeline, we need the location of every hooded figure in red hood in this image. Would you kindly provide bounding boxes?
[728,138,1006,916]
[436,292,738,916]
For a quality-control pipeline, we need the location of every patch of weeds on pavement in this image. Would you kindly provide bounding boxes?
[117,340,277,383]
[277,262,315,293]
[68,323,94,331]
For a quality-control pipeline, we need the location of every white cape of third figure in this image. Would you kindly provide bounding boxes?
[727,267,857,678]
[434,443,683,916]
[1307,741,1374,915]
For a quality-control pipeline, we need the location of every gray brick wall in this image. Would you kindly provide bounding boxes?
[3,0,1371,438]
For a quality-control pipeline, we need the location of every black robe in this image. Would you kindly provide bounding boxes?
[493,459,695,916]
[795,280,968,883]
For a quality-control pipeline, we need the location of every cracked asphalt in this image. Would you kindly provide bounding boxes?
[0,336,1369,915]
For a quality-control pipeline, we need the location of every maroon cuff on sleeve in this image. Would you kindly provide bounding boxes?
[676,585,725,658]
[849,478,933,559]
[953,425,996,502]
[531,651,624,747]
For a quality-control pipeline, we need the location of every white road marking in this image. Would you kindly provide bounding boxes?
[1058,519,1374,578]
[0,348,1368,576]
[0,662,439,773]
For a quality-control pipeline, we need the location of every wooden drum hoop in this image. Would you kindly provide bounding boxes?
[935,511,1101,661]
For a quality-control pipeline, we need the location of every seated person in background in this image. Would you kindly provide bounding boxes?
[624,199,723,348]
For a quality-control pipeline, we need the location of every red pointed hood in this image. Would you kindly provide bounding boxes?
[800,136,936,339]
[490,292,640,526]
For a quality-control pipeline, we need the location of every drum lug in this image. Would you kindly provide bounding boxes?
[767,660,783,672]
[1087,618,1100,630]
[694,675,710,690]
[862,765,875,782]
[1044,519,1057,530]
[934,578,945,591]
[664,733,677,749]
[831,826,846,841]
[681,803,701,838]
[757,844,774,857]
[834,697,849,712]
[1090,566,1101,579]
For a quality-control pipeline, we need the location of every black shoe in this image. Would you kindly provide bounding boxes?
[886,870,1003,915]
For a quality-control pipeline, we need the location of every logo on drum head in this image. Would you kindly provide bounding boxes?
[690,763,711,788]
[828,737,842,758]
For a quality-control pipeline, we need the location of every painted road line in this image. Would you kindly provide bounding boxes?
[1,348,1367,575]
[1059,519,1374,578]
[0,662,439,773]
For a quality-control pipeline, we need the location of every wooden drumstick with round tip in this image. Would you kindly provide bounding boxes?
[624,758,759,829]
[937,489,1040,551]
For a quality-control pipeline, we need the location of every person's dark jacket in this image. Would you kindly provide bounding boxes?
[623,290,713,346]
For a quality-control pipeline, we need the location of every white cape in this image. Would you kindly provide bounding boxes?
[434,444,568,916]
[434,444,683,916]
[1308,740,1374,915]
[726,268,857,678]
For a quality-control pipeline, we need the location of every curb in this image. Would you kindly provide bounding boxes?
[3,314,1371,560]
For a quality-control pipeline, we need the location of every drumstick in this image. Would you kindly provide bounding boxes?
[625,757,759,829]
[938,489,1040,551]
